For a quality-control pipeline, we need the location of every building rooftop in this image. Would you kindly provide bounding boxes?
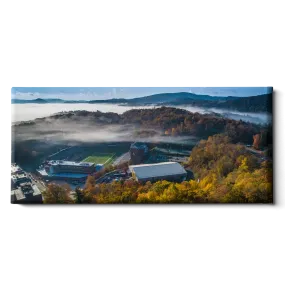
[20,183,34,195]
[11,164,23,174]
[13,189,26,201]
[17,173,28,179]
[11,173,29,183]
[129,162,187,180]
[130,142,148,149]
[12,183,42,201]
[37,169,89,178]
[48,160,95,167]
[32,184,42,196]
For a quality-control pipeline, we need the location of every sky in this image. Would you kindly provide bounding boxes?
[11,87,272,100]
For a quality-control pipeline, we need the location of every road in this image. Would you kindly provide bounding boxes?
[28,173,47,193]
[113,152,130,166]
[245,146,264,156]
[244,146,272,163]
[96,170,130,184]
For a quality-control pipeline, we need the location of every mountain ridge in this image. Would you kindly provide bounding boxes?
[11,92,272,113]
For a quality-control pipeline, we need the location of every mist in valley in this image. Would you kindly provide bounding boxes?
[12,103,272,125]
[12,103,155,123]
[12,119,199,146]
[11,103,271,172]
[12,103,271,154]
[178,105,272,125]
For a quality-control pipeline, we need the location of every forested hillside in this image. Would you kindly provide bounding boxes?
[121,107,270,145]
[13,107,272,165]
[42,135,273,204]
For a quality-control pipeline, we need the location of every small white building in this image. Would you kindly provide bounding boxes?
[129,162,187,183]
[11,164,23,175]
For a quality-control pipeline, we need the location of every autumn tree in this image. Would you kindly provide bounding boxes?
[43,183,74,204]
[85,175,96,189]
[253,134,261,149]
[75,187,84,204]
[81,176,97,203]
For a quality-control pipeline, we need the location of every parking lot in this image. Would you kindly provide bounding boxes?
[96,170,131,184]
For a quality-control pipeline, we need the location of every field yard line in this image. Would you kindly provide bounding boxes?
[104,154,115,165]
[90,152,115,156]
[48,146,73,158]
[82,156,91,162]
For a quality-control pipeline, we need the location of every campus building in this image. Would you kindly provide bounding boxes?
[11,163,31,187]
[129,161,187,183]
[11,182,43,204]
[48,160,96,174]
[11,164,23,175]
[37,160,97,181]
[130,142,149,165]
[11,173,31,187]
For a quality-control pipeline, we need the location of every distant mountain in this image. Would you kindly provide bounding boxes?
[12,98,88,104]
[96,92,271,112]
[128,92,226,104]
[44,98,65,103]
[167,93,272,113]
[89,98,128,104]
[12,98,49,104]
[129,92,272,113]
[63,100,88,103]
[209,94,272,113]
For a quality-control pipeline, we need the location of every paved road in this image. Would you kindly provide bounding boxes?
[96,170,130,184]
[35,180,47,192]
[245,146,264,156]
[113,152,130,166]
[28,173,47,192]
[244,146,271,163]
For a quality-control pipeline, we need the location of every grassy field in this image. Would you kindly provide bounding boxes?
[82,153,115,165]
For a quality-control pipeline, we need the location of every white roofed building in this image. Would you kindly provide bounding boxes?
[11,163,23,175]
[129,162,187,183]
[11,183,43,204]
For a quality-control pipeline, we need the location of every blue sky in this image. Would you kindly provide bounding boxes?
[11,87,272,100]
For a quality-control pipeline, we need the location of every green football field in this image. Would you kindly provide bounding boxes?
[82,153,115,165]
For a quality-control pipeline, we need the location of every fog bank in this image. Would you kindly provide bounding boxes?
[13,120,198,145]
[12,103,272,125]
